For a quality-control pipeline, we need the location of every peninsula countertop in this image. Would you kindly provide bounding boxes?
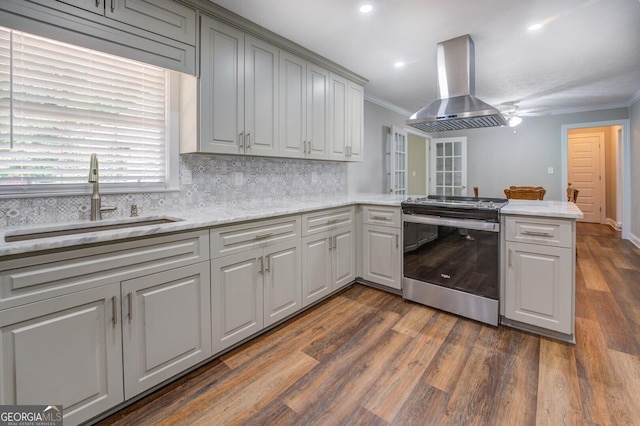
[500,200,584,219]
[0,193,407,257]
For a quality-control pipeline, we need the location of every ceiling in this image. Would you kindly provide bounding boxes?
[208,0,640,118]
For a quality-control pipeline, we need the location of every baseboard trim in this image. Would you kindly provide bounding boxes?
[605,218,621,231]
[629,232,640,249]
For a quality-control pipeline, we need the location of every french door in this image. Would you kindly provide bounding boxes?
[386,126,408,194]
[430,137,467,196]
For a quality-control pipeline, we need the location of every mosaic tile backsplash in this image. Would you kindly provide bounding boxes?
[0,154,348,227]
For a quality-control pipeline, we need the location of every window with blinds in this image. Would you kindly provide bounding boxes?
[0,25,171,195]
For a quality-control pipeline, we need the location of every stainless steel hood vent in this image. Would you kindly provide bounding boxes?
[406,35,506,132]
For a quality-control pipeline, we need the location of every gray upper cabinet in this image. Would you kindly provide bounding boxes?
[1,0,196,73]
[195,16,279,156]
[279,52,329,160]
[53,0,196,45]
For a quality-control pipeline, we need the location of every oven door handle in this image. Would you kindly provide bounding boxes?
[403,213,500,232]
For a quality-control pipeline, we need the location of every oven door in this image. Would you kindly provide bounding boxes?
[403,213,500,299]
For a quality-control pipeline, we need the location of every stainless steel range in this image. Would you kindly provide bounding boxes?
[402,195,508,326]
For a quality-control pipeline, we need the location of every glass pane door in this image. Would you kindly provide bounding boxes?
[386,126,408,194]
[430,137,467,196]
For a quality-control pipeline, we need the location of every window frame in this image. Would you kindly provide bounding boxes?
[0,29,180,198]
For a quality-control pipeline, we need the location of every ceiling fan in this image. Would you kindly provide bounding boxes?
[499,103,523,127]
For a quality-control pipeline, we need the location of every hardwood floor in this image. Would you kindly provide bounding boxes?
[97,223,640,426]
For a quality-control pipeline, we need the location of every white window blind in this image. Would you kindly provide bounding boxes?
[0,26,169,194]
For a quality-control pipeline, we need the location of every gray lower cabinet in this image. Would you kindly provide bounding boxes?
[301,225,355,307]
[503,215,576,338]
[0,230,210,425]
[0,283,124,426]
[360,205,402,290]
[122,262,212,400]
[211,240,301,353]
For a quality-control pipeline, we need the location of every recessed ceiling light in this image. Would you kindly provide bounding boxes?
[528,23,543,31]
[360,4,373,13]
[394,62,405,68]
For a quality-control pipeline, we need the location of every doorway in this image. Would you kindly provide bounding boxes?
[562,121,629,237]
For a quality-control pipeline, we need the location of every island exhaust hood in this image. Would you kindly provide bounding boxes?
[406,35,506,132]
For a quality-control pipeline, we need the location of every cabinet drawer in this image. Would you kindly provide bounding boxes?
[302,207,354,236]
[0,230,209,310]
[210,216,300,259]
[505,216,573,248]
[362,205,401,228]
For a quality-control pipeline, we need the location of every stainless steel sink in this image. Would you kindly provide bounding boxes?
[4,217,180,242]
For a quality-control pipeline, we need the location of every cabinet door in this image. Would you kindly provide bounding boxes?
[0,284,123,425]
[108,0,196,45]
[245,36,278,157]
[347,80,364,161]
[263,241,301,327]
[121,263,212,399]
[55,0,104,14]
[505,242,573,334]
[301,233,332,307]
[211,249,263,352]
[306,63,330,159]
[200,16,245,154]
[332,226,356,290]
[329,73,348,160]
[362,225,402,290]
[278,51,306,158]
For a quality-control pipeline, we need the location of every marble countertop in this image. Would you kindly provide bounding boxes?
[0,193,407,257]
[500,200,584,219]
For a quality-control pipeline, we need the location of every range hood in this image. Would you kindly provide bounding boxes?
[406,35,506,132]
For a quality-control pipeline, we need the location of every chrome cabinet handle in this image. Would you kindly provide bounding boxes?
[111,0,115,12]
[508,249,512,268]
[258,256,264,274]
[112,295,117,325]
[333,236,337,249]
[128,292,133,321]
[371,215,389,221]
[328,236,332,251]
[246,132,251,148]
[255,232,273,239]
[522,230,552,237]
[327,218,340,224]
[265,255,270,273]
[396,234,399,248]
[95,0,100,7]
[239,132,245,149]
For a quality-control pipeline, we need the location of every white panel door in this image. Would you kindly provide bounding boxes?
[301,233,332,307]
[122,263,212,399]
[263,241,301,327]
[245,35,278,157]
[278,51,306,158]
[211,249,263,352]
[0,283,123,426]
[332,227,356,290]
[200,16,245,154]
[430,137,467,196]
[568,132,605,223]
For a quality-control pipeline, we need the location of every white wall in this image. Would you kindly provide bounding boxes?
[352,107,629,200]
[348,100,408,193]
[631,99,640,244]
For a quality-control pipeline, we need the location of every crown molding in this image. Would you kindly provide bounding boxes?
[364,94,412,117]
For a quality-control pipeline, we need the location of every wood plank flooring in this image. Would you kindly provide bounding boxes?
[97,223,640,426]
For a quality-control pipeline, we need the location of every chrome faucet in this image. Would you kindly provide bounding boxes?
[88,153,117,220]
